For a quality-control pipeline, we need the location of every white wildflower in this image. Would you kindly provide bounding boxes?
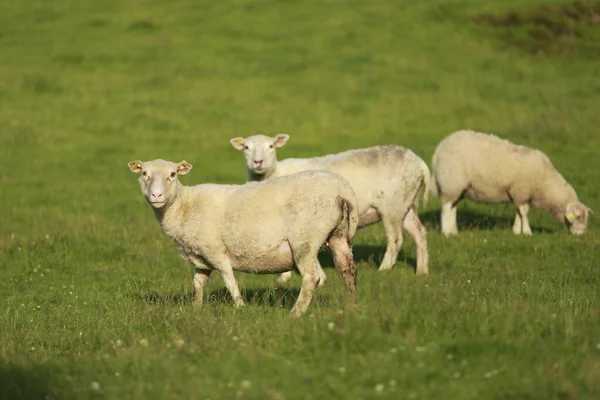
[240,380,252,389]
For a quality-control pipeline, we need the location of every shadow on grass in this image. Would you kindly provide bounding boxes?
[318,246,418,272]
[419,209,555,234]
[0,363,71,400]
[138,286,309,311]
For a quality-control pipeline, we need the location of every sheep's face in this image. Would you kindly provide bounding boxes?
[230,134,289,176]
[565,201,592,235]
[128,159,192,209]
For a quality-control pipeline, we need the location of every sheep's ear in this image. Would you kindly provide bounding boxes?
[565,202,581,223]
[230,137,246,150]
[128,160,143,173]
[177,161,193,175]
[273,134,289,148]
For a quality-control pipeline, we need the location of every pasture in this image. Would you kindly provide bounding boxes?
[1,0,599,398]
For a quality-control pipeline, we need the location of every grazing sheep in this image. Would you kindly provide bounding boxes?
[229,134,430,281]
[127,159,358,318]
[431,130,592,236]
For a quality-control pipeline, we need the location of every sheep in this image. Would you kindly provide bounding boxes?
[229,134,430,282]
[127,159,359,318]
[431,130,592,236]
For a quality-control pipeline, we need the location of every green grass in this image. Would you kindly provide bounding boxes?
[1,0,599,398]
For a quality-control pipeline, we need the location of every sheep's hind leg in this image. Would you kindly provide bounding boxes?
[403,207,429,276]
[290,254,319,318]
[192,268,212,309]
[289,246,320,319]
[276,263,326,287]
[441,201,458,236]
[512,212,522,234]
[378,213,403,271]
[276,271,293,285]
[517,204,532,235]
[328,236,357,306]
[316,259,327,287]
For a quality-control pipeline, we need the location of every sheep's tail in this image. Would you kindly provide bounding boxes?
[334,195,358,244]
[418,158,431,210]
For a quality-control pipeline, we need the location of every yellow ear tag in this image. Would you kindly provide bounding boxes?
[567,212,575,221]
[135,162,141,168]
[236,139,244,147]
[178,165,185,171]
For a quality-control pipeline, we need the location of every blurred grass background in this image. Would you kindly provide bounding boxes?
[0,0,599,399]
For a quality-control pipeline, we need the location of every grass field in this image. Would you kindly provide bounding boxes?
[1,0,599,398]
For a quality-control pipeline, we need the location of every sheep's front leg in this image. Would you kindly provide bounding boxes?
[517,204,532,235]
[192,268,212,309]
[441,201,458,236]
[215,260,244,307]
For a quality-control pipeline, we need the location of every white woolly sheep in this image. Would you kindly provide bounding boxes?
[229,134,430,281]
[127,159,358,318]
[431,130,592,236]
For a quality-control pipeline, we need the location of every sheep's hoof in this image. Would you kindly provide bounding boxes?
[442,231,458,237]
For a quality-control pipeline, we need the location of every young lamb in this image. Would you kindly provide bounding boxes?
[127,159,359,318]
[229,134,430,282]
[431,130,592,236]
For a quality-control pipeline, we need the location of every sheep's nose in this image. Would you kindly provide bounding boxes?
[151,192,163,198]
[253,160,263,166]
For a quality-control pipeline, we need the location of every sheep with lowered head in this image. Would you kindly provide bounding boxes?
[230,134,430,281]
[431,130,592,236]
[128,159,359,318]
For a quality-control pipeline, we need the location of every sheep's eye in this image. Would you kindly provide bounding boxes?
[170,172,177,178]
[142,171,147,176]
[243,145,249,150]
[269,144,274,149]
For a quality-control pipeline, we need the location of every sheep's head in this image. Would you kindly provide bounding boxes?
[229,134,289,177]
[565,201,592,235]
[128,159,192,209]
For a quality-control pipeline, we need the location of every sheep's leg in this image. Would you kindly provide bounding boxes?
[277,263,326,287]
[441,201,458,236]
[512,212,522,234]
[289,259,319,319]
[518,204,532,235]
[192,268,212,308]
[328,236,357,306]
[216,264,244,308]
[289,244,320,318]
[316,259,327,287]
[277,271,293,285]
[403,208,429,276]
[379,214,403,271]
